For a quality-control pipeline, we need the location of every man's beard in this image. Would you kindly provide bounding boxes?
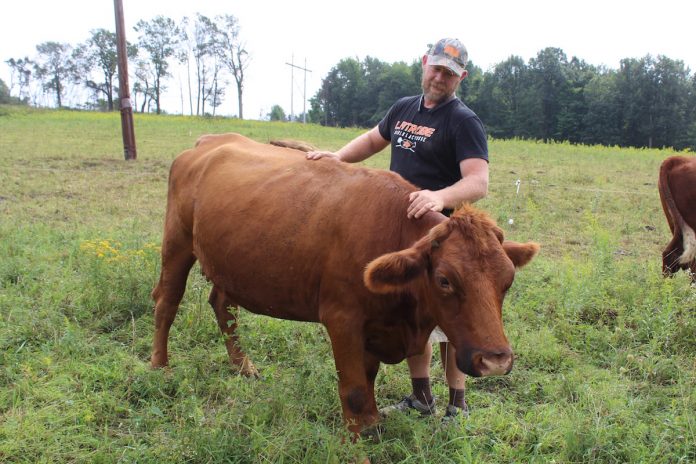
[422,78,453,105]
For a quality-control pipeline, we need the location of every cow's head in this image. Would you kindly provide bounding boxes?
[363,205,539,377]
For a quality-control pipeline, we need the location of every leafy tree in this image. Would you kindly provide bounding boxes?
[615,56,660,148]
[134,15,182,114]
[268,104,286,121]
[5,57,33,103]
[474,55,529,139]
[313,57,409,127]
[458,61,483,101]
[74,29,137,111]
[357,56,387,125]
[33,42,77,108]
[132,59,156,113]
[308,92,326,125]
[182,13,224,115]
[650,55,691,149]
[178,16,195,115]
[527,47,570,142]
[583,69,622,146]
[184,14,223,116]
[557,57,595,143]
[612,55,693,149]
[206,79,225,116]
[0,78,14,103]
[216,14,249,119]
[687,74,696,150]
[371,61,421,125]
[325,57,367,127]
[580,55,692,150]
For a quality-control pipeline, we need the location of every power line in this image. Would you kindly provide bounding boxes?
[285,55,311,123]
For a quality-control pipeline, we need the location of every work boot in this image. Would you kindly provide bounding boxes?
[379,394,436,417]
[441,403,469,425]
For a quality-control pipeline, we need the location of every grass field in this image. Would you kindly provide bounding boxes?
[0,105,694,463]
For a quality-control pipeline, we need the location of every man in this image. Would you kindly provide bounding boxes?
[306,38,488,421]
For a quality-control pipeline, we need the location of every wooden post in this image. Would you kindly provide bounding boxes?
[114,0,137,160]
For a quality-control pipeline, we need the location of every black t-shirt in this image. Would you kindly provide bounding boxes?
[377,95,488,192]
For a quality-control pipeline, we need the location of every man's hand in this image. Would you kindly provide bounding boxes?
[407,190,444,219]
[306,150,340,160]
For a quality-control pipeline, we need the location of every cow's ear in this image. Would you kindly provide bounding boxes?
[503,241,540,268]
[363,238,431,294]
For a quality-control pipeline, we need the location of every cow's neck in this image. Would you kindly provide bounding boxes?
[398,210,447,249]
[363,288,438,364]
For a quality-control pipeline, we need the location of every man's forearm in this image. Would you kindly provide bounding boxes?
[437,176,489,208]
[336,128,388,163]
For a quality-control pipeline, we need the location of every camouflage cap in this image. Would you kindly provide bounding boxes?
[426,38,468,77]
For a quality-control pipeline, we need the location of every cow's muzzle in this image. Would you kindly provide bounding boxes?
[460,348,514,377]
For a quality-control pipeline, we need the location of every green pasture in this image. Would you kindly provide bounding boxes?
[0,106,694,463]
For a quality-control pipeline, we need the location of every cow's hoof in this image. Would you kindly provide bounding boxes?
[359,422,384,442]
[150,355,168,369]
[236,357,260,378]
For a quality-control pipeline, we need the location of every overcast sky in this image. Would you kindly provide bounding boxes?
[2,0,694,120]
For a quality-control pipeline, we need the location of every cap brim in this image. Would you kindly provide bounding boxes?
[426,55,466,77]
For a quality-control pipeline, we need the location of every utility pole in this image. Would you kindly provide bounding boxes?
[285,56,312,123]
[113,0,137,160]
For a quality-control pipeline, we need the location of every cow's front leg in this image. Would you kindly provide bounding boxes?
[324,316,380,437]
[208,286,259,377]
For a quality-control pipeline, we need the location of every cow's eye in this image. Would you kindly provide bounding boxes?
[437,275,451,290]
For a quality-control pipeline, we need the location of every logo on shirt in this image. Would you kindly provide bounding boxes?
[393,120,436,152]
[396,137,416,152]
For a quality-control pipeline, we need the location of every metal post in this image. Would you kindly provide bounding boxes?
[114,0,137,160]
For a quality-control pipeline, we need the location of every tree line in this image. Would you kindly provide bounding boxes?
[3,18,695,150]
[3,14,249,117]
[309,49,696,151]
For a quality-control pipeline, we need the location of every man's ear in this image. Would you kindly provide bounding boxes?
[503,241,540,268]
[364,236,432,294]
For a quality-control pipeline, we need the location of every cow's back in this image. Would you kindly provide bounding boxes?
[169,134,434,322]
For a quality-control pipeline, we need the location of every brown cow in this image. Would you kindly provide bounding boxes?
[151,132,540,434]
[658,155,696,280]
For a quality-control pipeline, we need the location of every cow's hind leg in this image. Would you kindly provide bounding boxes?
[151,235,196,368]
[208,286,259,377]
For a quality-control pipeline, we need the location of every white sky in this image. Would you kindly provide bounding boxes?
[1,0,694,120]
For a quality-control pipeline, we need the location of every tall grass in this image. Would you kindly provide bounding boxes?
[1,106,694,463]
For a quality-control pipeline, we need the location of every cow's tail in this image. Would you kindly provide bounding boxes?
[659,157,695,265]
[682,225,696,264]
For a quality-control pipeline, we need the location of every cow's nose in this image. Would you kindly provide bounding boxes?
[470,349,514,376]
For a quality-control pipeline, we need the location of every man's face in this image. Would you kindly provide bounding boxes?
[421,58,466,106]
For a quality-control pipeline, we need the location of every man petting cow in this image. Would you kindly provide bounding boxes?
[150,38,540,438]
[307,38,489,422]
